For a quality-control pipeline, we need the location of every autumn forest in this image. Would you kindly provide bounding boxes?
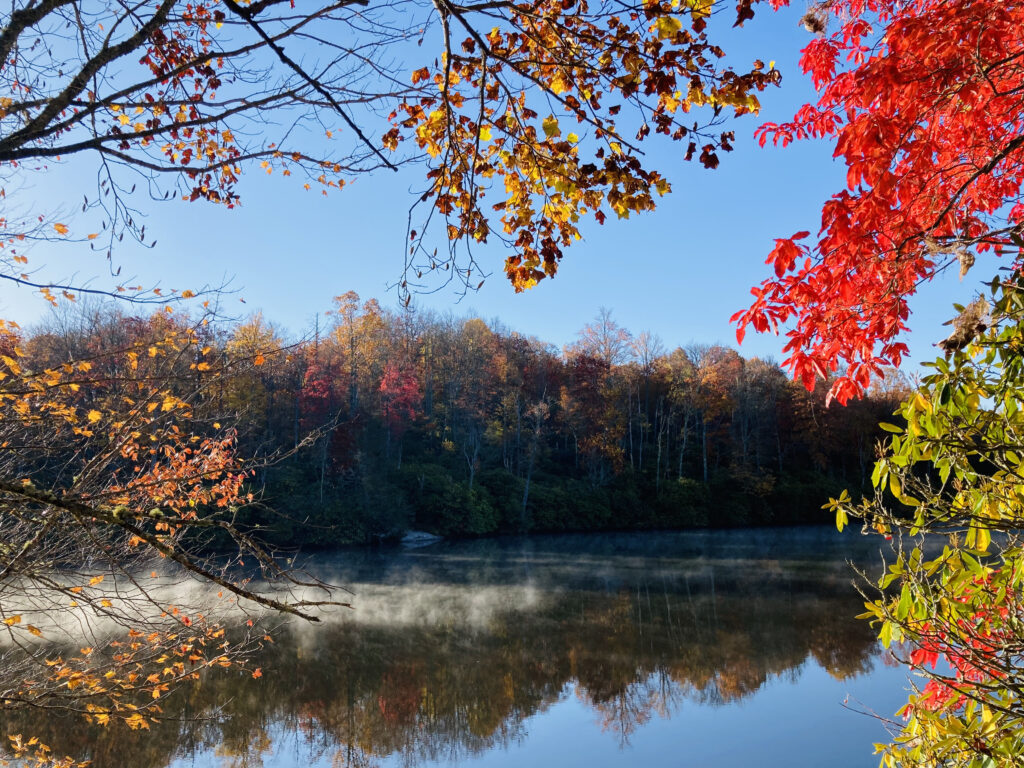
[4,0,1024,765]
[13,296,909,548]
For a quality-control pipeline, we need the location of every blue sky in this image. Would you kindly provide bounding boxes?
[3,3,983,375]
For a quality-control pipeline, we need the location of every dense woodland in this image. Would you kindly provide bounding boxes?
[14,295,910,547]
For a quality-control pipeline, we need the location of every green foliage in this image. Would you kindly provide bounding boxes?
[398,463,499,536]
[831,275,1024,768]
[649,478,711,528]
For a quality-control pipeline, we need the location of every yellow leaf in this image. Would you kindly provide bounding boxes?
[125,713,150,730]
[87,410,102,423]
[54,223,69,235]
[87,233,98,240]
[3,615,21,626]
[26,625,42,637]
[479,125,492,141]
[89,574,104,586]
[542,116,560,139]
[655,15,682,39]
[550,71,570,96]
[683,0,714,18]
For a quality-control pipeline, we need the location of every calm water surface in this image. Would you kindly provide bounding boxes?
[11,528,913,768]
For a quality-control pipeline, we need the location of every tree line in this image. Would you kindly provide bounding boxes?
[17,297,911,547]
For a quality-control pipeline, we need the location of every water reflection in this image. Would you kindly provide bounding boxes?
[1,529,906,768]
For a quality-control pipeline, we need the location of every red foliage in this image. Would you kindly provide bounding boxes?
[299,358,344,430]
[379,363,419,438]
[899,575,1015,717]
[734,0,1024,403]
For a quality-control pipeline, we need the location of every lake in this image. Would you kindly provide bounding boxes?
[3,528,912,767]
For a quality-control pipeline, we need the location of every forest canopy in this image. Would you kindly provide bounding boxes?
[10,299,910,545]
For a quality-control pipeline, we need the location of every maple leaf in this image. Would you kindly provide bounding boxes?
[740,0,1024,404]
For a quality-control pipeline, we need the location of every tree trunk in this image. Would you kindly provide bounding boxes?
[655,399,663,493]
[679,411,690,480]
[702,416,708,484]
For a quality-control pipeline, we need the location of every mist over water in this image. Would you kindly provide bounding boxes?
[1,528,912,768]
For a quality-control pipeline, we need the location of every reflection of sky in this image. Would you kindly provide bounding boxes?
[467,665,908,768]
[168,662,909,768]
[157,528,913,768]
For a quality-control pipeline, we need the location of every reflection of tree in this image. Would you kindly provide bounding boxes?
[1,542,881,768]
[589,674,679,746]
[215,729,272,768]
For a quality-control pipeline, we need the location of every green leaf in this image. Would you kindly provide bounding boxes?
[896,585,911,621]
[879,620,893,648]
[871,461,886,488]
[542,116,560,139]
[889,472,902,499]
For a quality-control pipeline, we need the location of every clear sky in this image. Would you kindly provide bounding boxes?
[2,3,984,376]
